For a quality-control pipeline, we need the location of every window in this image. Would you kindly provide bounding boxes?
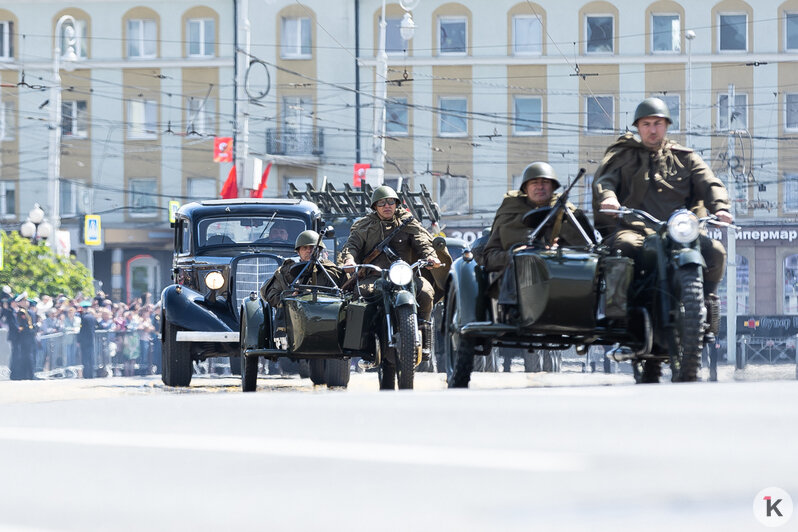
[513,16,542,55]
[281,17,311,58]
[127,19,156,58]
[652,94,680,132]
[586,95,613,132]
[0,101,14,141]
[187,19,214,57]
[128,100,157,139]
[188,177,216,200]
[386,98,408,135]
[652,14,680,53]
[438,97,467,136]
[438,176,469,214]
[61,19,88,59]
[0,21,13,60]
[718,93,747,130]
[385,17,406,54]
[718,256,750,314]
[0,181,15,217]
[62,101,87,138]
[59,180,88,217]
[719,14,746,52]
[129,178,158,217]
[586,15,613,53]
[186,97,215,135]
[439,17,466,54]
[786,174,798,212]
[787,13,798,51]
[787,94,798,131]
[513,96,542,135]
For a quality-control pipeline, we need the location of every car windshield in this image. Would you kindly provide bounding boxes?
[198,216,307,247]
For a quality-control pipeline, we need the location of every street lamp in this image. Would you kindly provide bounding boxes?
[20,204,53,243]
[685,29,695,149]
[370,0,417,185]
[49,15,78,254]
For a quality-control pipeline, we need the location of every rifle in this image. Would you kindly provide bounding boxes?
[340,216,414,291]
[526,168,594,247]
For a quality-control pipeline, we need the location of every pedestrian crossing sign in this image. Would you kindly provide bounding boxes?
[84,215,101,246]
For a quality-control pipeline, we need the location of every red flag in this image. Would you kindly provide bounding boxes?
[220,165,238,199]
[353,163,370,187]
[250,162,272,198]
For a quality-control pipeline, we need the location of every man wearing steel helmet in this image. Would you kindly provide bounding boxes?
[592,97,733,306]
[338,185,443,364]
[261,230,347,309]
[482,162,584,273]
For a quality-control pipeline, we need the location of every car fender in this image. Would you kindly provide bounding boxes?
[161,284,235,332]
[448,257,487,327]
[240,297,267,349]
[672,248,706,269]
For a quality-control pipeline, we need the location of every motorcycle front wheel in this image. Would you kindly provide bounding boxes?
[394,305,418,390]
[671,265,705,382]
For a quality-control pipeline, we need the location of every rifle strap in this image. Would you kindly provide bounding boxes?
[550,208,566,245]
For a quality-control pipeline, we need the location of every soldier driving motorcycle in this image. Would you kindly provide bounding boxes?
[592,97,734,325]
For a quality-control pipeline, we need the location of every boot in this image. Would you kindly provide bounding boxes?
[420,320,433,362]
[705,293,720,336]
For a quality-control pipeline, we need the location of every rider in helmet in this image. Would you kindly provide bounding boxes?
[261,230,347,308]
[338,185,445,370]
[482,162,585,273]
[592,97,734,326]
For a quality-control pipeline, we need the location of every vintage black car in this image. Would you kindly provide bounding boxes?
[161,198,324,386]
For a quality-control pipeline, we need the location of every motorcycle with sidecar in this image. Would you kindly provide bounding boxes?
[444,172,735,387]
[238,234,430,391]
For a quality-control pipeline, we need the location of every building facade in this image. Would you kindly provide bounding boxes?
[2,1,798,318]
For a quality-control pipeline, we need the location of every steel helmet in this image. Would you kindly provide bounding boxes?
[294,230,325,250]
[633,97,672,126]
[519,162,561,191]
[370,185,400,208]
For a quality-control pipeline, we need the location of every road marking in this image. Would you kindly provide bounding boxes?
[0,426,585,473]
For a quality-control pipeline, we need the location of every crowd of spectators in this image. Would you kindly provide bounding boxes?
[0,289,161,380]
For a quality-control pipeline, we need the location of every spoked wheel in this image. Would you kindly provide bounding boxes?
[444,283,474,388]
[670,265,705,382]
[639,359,662,384]
[394,306,418,390]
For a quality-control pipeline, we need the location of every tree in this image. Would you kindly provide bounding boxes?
[0,231,94,297]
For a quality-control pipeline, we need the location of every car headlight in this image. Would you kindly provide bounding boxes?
[667,210,700,244]
[388,261,413,286]
[204,271,225,290]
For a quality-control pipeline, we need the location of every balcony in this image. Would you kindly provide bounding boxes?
[265,129,324,156]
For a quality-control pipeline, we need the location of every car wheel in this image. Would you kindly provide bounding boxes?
[162,316,192,387]
[309,359,326,385]
[325,359,350,388]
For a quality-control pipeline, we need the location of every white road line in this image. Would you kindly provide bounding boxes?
[0,426,586,473]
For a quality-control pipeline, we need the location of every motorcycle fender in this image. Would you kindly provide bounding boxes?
[449,257,488,327]
[240,298,267,350]
[672,248,705,269]
[161,284,235,333]
[393,289,416,309]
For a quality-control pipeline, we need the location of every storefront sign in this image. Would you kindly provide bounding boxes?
[721,315,798,337]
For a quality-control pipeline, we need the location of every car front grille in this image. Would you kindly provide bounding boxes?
[232,255,281,313]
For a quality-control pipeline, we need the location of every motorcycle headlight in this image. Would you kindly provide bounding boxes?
[667,210,700,244]
[388,261,413,286]
[204,271,225,290]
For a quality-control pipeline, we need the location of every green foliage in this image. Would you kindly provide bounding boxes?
[0,231,94,298]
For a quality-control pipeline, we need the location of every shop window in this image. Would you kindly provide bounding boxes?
[718,255,750,314]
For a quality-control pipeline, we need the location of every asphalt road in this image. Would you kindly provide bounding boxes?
[0,368,796,531]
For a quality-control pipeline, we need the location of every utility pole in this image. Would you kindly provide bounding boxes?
[726,84,738,367]
[366,0,389,186]
[235,0,251,195]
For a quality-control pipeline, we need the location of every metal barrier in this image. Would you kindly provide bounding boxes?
[737,335,797,368]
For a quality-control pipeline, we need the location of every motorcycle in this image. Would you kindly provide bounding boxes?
[600,207,737,382]
[347,257,435,390]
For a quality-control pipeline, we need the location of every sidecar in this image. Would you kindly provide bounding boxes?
[442,202,649,388]
[238,280,380,392]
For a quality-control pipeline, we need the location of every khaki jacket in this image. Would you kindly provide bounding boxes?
[482,191,582,273]
[260,258,347,308]
[592,133,731,237]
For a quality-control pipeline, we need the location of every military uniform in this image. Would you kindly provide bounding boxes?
[592,132,731,289]
[261,258,347,308]
[482,191,584,273]
[338,207,437,320]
